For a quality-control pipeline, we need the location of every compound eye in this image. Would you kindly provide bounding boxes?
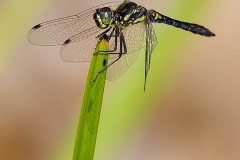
[93,12,98,20]
[99,7,111,13]
[96,8,100,13]
[93,7,113,29]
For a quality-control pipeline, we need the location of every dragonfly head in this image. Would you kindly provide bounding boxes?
[93,7,113,29]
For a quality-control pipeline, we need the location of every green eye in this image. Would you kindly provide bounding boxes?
[93,7,113,29]
[102,17,110,24]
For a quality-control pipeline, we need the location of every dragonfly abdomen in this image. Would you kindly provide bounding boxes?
[148,10,215,37]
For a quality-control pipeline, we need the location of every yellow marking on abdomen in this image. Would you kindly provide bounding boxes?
[155,13,163,20]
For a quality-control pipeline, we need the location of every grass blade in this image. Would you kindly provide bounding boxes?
[72,38,109,160]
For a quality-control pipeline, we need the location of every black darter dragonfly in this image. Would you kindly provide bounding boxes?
[28,0,215,89]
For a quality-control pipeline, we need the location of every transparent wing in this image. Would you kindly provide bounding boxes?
[106,22,147,81]
[59,26,103,62]
[27,1,121,46]
[144,19,158,89]
[59,20,147,63]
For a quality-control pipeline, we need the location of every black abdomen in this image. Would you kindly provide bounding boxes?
[148,10,215,37]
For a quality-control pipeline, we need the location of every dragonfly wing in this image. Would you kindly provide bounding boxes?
[59,26,103,62]
[144,18,158,90]
[28,13,97,46]
[106,22,147,81]
[27,1,121,46]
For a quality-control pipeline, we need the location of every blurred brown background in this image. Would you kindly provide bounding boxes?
[0,0,239,160]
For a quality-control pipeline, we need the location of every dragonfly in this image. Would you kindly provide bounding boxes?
[28,0,215,90]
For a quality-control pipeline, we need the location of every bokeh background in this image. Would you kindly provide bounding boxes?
[0,0,239,160]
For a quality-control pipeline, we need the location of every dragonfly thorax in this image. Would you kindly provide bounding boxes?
[115,1,147,27]
[93,7,113,29]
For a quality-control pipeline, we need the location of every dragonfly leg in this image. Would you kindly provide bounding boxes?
[96,27,112,39]
[91,32,127,84]
[94,27,120,56]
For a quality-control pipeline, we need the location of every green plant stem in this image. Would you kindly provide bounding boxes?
[72,39,109,160]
